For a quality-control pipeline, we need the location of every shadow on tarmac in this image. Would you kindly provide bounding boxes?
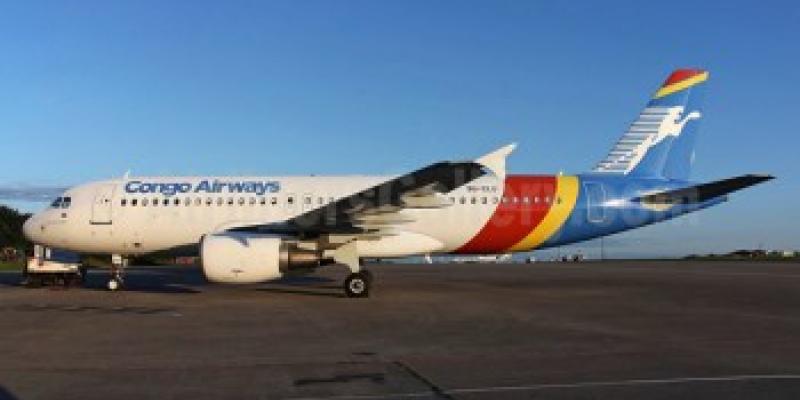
[0,266,342,297]
[0,271,21,287]
[0,385,18,400]
[256,286,345,298]
[258,275,344,298]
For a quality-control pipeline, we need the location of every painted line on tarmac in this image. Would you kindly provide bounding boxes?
[288,374,800,399]
[553,265,800,279]
[445,374,800,395]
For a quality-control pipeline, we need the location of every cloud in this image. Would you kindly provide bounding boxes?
[0,185,67,203]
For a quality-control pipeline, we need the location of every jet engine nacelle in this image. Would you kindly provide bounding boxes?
[200,233,322,284]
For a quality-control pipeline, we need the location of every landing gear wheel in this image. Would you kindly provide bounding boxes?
[344,272,371,298]
[107,278,123,291]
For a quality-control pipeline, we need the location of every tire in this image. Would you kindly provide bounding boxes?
[107,278,122,291]
[344,272,370,298]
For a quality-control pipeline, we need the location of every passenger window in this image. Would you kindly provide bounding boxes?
[227,197,234,206]
[304,196,312,205]
[470,197,477,204]
[152,198,159,206]
[183,197,191,206]
[163,198,170,206]
[249,198,256,205]
[522,197,530,204]
[328,197,334,203]
[205,198,212,206]
[287,197,294,205]
[449,197,455,204]
[481,197,488,204]
[318,197,324,205]
[51,197,62,208]
[142,198,149,206]
[270,197,278,205]
[260,197,266,205]
[501,197,508,203]
[216,198,223,206]
[512,197,519,203]
[545,196,551,203]
[238,197,245,206]
[121,199,127,206]
[131,199,138,206]
[459,197,466,205]
[534,196,539,204]
[492,197,499,204]
[61,197,71,208]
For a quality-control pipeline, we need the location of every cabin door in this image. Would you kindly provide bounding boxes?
[90,184,115,225]
[584,182,606,224]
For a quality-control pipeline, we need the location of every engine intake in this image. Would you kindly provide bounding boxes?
[201,233,323,284]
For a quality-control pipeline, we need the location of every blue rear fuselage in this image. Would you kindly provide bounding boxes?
[542,174,724,248]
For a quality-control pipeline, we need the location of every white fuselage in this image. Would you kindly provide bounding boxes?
[24,175,504,258]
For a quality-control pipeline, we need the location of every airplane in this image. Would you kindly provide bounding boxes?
[23,69,773,297]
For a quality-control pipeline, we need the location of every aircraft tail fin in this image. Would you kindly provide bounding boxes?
[593,69,708,181]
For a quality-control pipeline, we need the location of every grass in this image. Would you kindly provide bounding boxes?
[0,260,23,271]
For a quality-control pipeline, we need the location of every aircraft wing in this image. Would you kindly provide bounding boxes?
[633,174,774,204]
[230,144,516,237]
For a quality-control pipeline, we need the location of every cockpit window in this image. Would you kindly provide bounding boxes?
[51,196,71,209]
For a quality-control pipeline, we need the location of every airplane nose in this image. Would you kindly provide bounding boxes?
[22,216,38,243]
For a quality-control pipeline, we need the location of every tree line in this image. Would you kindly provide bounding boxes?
[0,205,31,251]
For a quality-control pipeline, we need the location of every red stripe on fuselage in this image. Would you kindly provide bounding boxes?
[456,175,557,254]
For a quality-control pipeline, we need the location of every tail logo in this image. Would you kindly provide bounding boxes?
[594,105,700,174]
[666,110,702,136]
[654,70,708,99]
[594,69,708,177]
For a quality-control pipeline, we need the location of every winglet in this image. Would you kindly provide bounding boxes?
[476,143,517,180]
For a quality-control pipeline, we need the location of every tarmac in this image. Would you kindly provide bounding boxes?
[1,260,800,399]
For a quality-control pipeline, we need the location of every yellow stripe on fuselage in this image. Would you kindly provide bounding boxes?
[508,175,580,251]
[654,71,709,99]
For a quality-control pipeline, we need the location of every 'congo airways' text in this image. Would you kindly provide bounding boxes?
[124,180,281,196]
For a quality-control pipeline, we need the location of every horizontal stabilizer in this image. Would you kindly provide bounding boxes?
[633,174,774,204]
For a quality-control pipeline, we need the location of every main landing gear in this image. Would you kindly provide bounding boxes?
[344,270,373,298]
[335,241,372,298]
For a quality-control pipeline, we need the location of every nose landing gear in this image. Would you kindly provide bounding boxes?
[107,254,127,291]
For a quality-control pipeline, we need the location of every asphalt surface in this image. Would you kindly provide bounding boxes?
[1,260,800,399]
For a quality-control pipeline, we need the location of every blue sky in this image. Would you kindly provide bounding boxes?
[1,1,797,257]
